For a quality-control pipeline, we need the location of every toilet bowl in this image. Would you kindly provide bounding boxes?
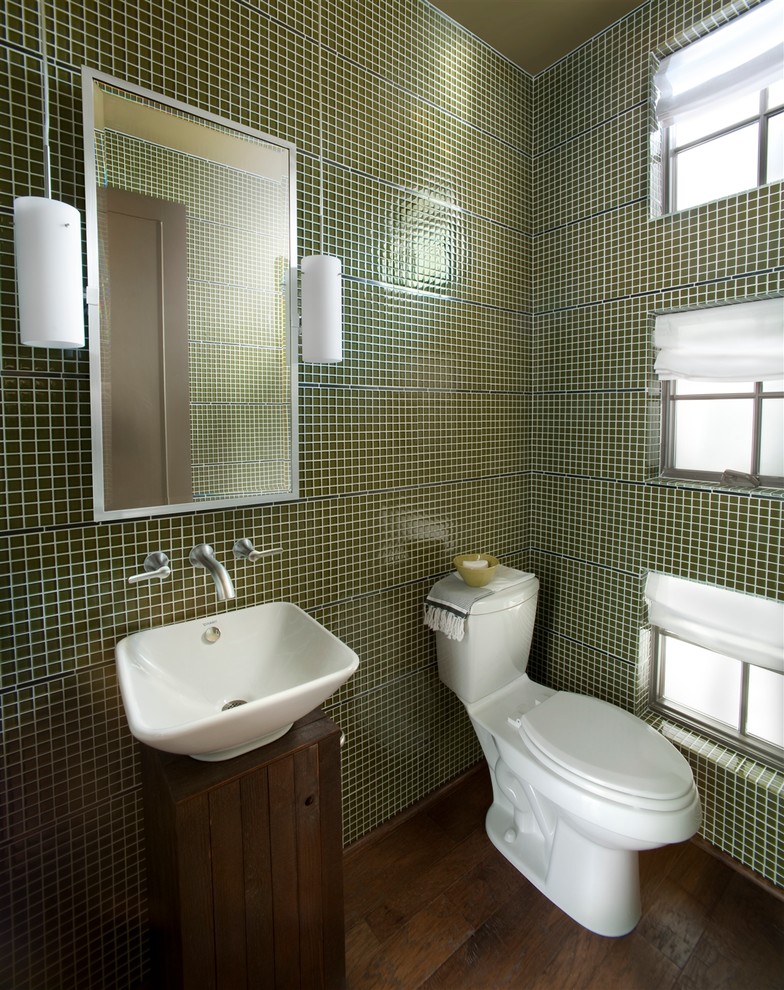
[431,566,701,937]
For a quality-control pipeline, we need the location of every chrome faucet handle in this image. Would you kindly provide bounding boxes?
[233,538,283,562]
[128,551,171,584]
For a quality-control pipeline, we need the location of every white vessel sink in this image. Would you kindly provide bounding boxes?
[115,602,359,761]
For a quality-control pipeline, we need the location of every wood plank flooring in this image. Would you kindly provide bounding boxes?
[343,765,784,989]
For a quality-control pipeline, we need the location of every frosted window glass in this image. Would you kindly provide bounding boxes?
[675,380,754,396]
[672,92,759,147]
[662,637,741,727]
[762,379,784,392]
[769,79,784,110]
[767,112,784,183]
[675,124,759,210]
[746,667,784,746]
[760,398,784,476]
[673,399,753,472]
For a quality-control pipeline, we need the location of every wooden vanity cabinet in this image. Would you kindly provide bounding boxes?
[140,709,346,989]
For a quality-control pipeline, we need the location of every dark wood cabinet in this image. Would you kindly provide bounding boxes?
[140,709,346,989]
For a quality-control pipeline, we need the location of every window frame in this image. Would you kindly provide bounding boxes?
[660,378,784,486]
[650,627,784,769]
[663,85,784,212]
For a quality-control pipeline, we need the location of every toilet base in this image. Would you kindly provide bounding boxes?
[485,801,641,937]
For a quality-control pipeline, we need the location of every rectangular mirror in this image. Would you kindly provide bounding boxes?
[83,69,298,520]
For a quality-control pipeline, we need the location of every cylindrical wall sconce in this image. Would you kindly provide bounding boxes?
[14,196,85,349]
[301,254,342,363]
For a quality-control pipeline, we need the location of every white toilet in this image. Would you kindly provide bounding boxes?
[432,566,701,937]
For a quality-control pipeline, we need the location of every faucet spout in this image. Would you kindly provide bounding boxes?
[189,544,236,601]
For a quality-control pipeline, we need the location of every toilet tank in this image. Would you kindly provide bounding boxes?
[435,568,539,704]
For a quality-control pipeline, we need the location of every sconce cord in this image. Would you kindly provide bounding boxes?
[39,0,52,199]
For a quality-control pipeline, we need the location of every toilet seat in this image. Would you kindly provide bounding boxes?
[518,692,694,803]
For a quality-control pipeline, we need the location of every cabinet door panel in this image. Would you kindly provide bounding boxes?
[268,755,301,987]
[178,793,216,989]
[209,781,248,987]
[318,738,347,990]
[241,768,276,985]
[295,744,325,984]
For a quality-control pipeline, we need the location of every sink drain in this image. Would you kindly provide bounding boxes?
[221,699,247,711]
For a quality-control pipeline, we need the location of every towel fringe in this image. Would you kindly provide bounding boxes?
[423,603,466,642]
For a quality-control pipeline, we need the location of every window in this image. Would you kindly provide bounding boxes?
[653,0,784,213]
[654,298,784,486]
[645,573,784,766]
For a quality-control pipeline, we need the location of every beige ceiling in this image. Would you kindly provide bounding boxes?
[430,0,644,74]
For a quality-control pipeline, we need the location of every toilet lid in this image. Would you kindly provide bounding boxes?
[519,693,694,800]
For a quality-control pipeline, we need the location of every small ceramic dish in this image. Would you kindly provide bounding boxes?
[453,553,499,587]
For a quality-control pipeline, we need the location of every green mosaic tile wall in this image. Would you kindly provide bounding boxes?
[0,2,529,986]
[530,0,783,893]
[0,0,781,986]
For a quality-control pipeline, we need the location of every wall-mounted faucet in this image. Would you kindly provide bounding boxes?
[233,538,283,562]
[128,551,171,584]
[189,544,236,601]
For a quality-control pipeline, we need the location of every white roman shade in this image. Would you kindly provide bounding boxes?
[645,572,784,673]
[653,298,784,381]
[654,0,784,127]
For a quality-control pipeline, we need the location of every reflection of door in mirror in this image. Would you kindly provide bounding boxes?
[85,69,298,519]
[99,188,192,511]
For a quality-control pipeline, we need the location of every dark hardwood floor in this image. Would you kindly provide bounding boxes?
[343,765,784,989]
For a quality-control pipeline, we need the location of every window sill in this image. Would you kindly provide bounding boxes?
[647,476,784,500]
[645,710,784,779]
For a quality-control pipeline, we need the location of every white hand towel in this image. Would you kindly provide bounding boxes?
[423,573,492,641]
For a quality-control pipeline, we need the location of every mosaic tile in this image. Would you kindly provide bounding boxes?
[0,375,92,530]
[536,189,784,313]
[533,273,784,394]
[301,387,528,496]
[1,0,783,984]
[531,476,783,600]
[328,668,481,845]
[301,278,530,392]
[323,0,532,153]
[535,102,647,232]
[322,48,531,232]
[528,549,645,666]
[534,0,763,155]
[323,161,532,312]
[0,790,148,990]
[654,717,784,885]
[528,627,639,714]
[530,391,659,482]
[1,664,138,839]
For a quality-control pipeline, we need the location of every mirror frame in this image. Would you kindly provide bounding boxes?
[82,68,299,521]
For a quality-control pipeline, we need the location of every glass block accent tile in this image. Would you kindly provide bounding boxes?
[322,48,532,233]
[320,160,532,312]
